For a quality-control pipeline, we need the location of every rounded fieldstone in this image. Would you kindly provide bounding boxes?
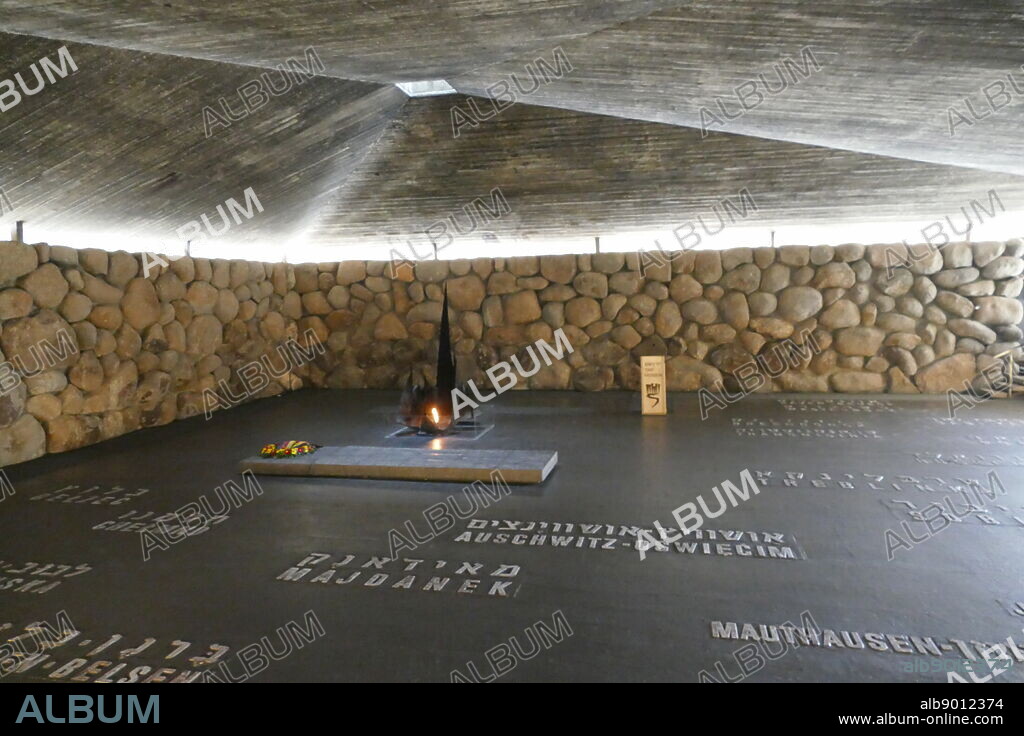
[913,276,937,304]
[337,261,367,285]
[903,245,943,275]
[947,318,997,345]
[847,284,870,306]
[542,302,565,329]
[913,344,936,366]
[1,310,79,371]
[791,266,814,286]
[326,285,350,310]
[217,290,242,321]
[539,255,576,284]
[692,252,723,284]
[710,344,755,374]
[877,269,914,296]
[565,297,602,328]
[582,338,627,366]
[835,244,866,262]
[753,248,775,268]
[875,313,916,332]
[669,274,702,303]
[486,271,517,295]
[20,264,69,309]
[373,313,408,340]
[601,294,627,321]
[628,293,657,317]
[591,252,625,274]
[812,262,856,289]
[69,352,104,392]
[447,274,486,311]
[654,301,683,338]
[609,271,642,296]
[933,268,980,289]
[413,261,449,283]
[748,317,793,339]
[611,325,642,349]
[81,274,123,306]
[185,314,223,355]
[997,278,1023,297]
[703,324,736,345]
[23,370,67,396]
[957,338,986,354]
[572,272,608,298]
[204,260,230,290]
[680,298,718,325]
[720,292,750,329]
[980,256,1024,280]
[973,296,1023,326]
[480,296,503,327]
[114,323,142,359]
[873,295,895,314]
[777,286,823,322]
[644,281,669,301]
[186,281,218,314]
[748,292,776,317]
[777,245,810,267]
[506,256,539,277]
[973,242,1006,267]
[942,243,973,269]
[0,289,33,320]
[758,263,789,293]
[896,296,924,318]
[616,307,640,325]
[503,290,542,324]
[0,414,46,465]
[0,241,39,287]
[958,280,995,297]
[810,245,835,265]
[819,299,859,329]
[915,354,976,393]
[121,278,161,331]
[721,248,753,271]
[721,263,760,293]
[107,252,139,288]
[835,326,884,356]
[998,325,1024,342]
[58,292,93,323]
[935,291,973,318]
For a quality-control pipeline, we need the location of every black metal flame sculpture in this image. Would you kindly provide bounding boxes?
[398,284,466,434]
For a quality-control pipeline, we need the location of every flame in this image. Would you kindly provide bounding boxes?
[430,407,440,424]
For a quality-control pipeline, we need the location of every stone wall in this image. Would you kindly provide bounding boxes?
[1,239,1022,466]
[300,241,1024,397]
[0,242,310,467]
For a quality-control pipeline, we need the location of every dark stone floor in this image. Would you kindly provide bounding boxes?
[1,390,1022,683]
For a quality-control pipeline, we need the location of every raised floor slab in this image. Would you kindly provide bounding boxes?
[240,445,558,484]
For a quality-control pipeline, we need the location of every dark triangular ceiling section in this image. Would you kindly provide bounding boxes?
[305,95,1024,251]
[0,0,688,83]
[0,33,407,252]
[452,0,1024,176]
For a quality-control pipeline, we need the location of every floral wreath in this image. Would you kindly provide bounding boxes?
[259,441,321,458]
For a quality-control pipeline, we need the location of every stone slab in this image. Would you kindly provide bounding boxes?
[240,445,558,484]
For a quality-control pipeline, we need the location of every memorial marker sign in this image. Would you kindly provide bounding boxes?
[641,356,667,415]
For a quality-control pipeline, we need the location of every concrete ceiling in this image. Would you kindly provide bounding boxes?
[0,2,1022,254]
[307,96,1024,247]
[452,1,1024,176]
[0,1,683,82]
[0,33,407,248]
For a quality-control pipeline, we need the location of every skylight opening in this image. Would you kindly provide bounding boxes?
[395,80,457,97]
